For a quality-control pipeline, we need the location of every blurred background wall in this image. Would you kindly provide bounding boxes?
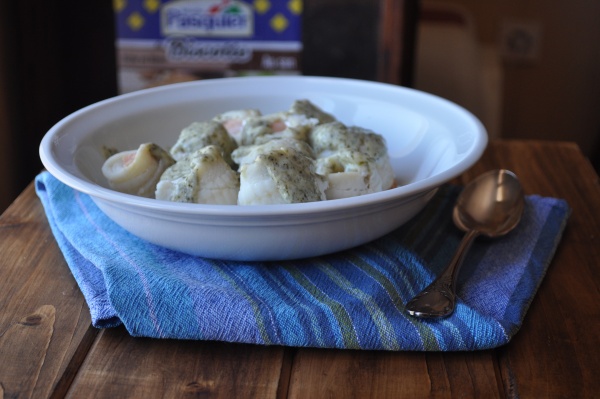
[418,0,600,156]
[1,0,599,213]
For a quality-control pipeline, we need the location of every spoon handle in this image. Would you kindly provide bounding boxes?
[405,229,479,318]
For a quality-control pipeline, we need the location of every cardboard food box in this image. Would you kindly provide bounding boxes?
[114,0,302,93]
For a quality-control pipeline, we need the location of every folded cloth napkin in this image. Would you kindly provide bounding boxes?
[35,171,570,351]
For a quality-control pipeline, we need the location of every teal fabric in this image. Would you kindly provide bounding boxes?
[35,171,570,351]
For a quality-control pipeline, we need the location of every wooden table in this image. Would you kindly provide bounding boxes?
[1,140,599,398]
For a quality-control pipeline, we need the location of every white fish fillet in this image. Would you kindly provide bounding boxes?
[231,138,314,168]
[238,148,328,205]
[170,121,238,167]
[311,122,395,198]
[212,109,262,143]
[156,145,239,205]
[238,100,330,146]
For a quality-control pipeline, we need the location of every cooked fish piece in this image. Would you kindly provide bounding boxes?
[316,150,390,199]
[101,143,175,198]
[212,109,262,143]
[156,145,239,205]
[170,121,238,167]
[309,122,386,157]
[231,137,315,167]
[238,113,300,145]
[238,147,328,205]
[289,99,335,125]
[238,100,333,146]
[310,122,395,193]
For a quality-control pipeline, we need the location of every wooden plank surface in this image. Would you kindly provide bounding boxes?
[67,328,289,399]
[288,349,502,398]
[1,140,599,398]
[0,184,97,398]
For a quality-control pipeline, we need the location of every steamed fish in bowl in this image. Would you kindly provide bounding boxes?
[101,100,396,205]
[40,76,488,260]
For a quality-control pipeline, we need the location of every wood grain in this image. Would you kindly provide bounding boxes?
[287,349,501,398]
[0,141,599,398]
[67,327,288,399]
[0,305,55,398]
[0,184,95,398]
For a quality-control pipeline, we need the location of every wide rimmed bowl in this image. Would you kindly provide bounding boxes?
[39,76,487,261]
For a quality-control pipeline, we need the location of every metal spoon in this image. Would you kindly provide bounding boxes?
[405,169,525,318]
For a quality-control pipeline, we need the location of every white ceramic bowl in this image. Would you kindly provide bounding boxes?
[39,76,487,261]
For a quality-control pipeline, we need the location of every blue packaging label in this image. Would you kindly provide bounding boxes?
[114,0,302,92]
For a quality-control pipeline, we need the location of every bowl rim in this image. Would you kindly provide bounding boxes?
[39,75,488,218]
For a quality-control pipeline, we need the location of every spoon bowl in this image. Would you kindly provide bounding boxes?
[406,169,525,318]
[453,169,525,237]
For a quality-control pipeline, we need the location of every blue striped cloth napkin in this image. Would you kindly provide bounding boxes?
[35,171,570,351]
